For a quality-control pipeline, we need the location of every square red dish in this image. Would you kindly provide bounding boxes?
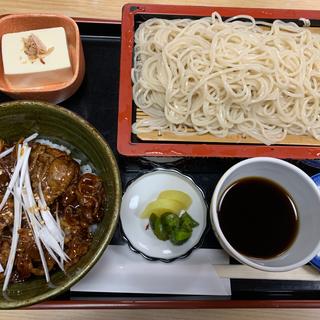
[117,3,320,159]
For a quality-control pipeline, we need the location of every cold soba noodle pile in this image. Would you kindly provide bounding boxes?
[132,13,320,145]
[0,134,105,291]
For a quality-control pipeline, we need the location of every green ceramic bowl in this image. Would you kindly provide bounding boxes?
[0,100,121,309]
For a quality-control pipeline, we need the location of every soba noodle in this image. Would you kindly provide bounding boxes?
[132,12,320,145]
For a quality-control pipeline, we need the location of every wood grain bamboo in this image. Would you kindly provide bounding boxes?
[2,308,320,320]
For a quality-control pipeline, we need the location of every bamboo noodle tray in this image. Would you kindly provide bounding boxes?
[135,24,320,147]
[136,109,320,146]
[118,4,320,158]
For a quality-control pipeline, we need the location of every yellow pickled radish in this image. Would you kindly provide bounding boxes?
[140,198,186,219]
[158,190,192,209]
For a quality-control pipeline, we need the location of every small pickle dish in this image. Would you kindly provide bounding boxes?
[120,169,207,262]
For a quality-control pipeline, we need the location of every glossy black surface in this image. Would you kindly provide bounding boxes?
[218,177,299,259]
[1,21,320,301]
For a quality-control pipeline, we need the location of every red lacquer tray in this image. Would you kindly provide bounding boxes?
[1,8,320,310]
[118,3,320,159]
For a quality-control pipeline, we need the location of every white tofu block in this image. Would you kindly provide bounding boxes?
[1,27,73,88]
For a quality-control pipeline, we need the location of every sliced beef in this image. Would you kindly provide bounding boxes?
[29,143,80,205]
[0,142,106,284]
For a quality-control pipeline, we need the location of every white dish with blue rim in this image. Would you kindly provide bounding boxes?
[310,173,320,270]
[120,169,207,262]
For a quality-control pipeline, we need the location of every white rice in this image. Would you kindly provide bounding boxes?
[80,164,93,174]
[88,224,98,233]
[35,139,71,155]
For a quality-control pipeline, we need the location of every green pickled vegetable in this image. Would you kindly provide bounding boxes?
[180,212,199,229]
[150,213,169,241]
[170,228,192,245]
[148,211,200,246]
[149,213,157,231]
[161,212,180,233]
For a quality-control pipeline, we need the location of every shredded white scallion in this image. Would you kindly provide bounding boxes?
[37,183,68,266]
[55,209,65,267]
[24,133,39,143]
[0,147,14,160]
[2,145,29,291]
[0,135,68,291]
[0,133,38,160]
[0,147,30,212]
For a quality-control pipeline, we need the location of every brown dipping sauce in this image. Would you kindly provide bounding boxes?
[217,177,299,259]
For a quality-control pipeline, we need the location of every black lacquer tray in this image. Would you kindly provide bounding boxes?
[1,18,320,309]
